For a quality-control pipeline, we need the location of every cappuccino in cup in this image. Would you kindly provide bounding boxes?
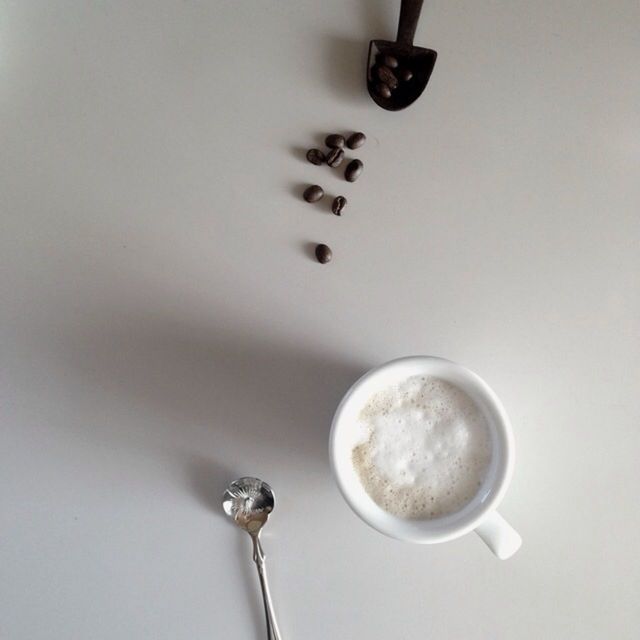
[352,375,492,520]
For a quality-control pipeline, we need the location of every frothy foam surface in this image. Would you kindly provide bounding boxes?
[352,375,492,519]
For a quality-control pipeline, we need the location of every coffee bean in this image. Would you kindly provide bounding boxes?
[381,54,399,69]
[398,68,413,82]
[326,147,344,168]
[346,132,366,150]
[344,159,363,183]
[306,148,325,165]
[332,196,347,216]
[325,134,345,149]
[376,65,398,90]
[303,185,324,203]
[315,243,332,264]
[375,82,392,99]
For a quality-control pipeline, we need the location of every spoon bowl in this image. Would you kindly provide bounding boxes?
[223,476,274,533]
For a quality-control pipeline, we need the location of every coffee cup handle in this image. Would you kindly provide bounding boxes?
[474,511,522,559]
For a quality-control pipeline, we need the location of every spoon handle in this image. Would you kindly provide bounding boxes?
[252,535,282,640]
[397,0,424,47]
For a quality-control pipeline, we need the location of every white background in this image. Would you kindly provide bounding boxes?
[2,1,639,638]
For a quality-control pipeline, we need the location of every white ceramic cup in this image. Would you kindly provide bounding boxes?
[329,356,522,559]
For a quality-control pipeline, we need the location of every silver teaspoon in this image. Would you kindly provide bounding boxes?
[223,477,282,640]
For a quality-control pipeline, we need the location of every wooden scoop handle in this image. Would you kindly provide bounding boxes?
[397,0,424,47]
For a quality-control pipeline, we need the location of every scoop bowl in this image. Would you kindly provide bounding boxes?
[366,0,437,111]
[367,39,437,111]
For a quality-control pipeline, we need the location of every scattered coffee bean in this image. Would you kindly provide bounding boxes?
[398,68,413,82]
[315,243,332,264]
[332,196,347,216]
[344,159,363,183]
[381,54,399,69]
[376,65,398,90]
[303,184,324,203]
[326,147,344,168]
[325,134,345,149]
[306,148,325,165]
[346,132,366,150]
[375,82,392,99]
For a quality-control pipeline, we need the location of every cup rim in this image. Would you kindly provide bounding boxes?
[329,356,515,544]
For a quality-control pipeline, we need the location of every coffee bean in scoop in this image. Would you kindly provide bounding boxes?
[376,65,398,90]
[303,185,324,203]
[398,68,413,82]
[344,159,363,183]
[375,82,392,99]
[332,196,347,216]
[346,132,366,150]
[315,244,332,264]
[326,147,344,168]
[325,134,345,149]
[376,52,399,69]
[306,148,325,165]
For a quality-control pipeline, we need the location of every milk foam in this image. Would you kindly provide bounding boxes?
[352,375,492,519]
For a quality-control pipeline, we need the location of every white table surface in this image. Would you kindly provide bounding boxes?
[2,2,639,638]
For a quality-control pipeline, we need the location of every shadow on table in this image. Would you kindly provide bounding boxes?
[187,453,237,517]
[321,0,395,104]
[61,303,368,474]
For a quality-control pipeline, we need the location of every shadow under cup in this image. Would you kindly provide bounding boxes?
[329,356,515,544]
